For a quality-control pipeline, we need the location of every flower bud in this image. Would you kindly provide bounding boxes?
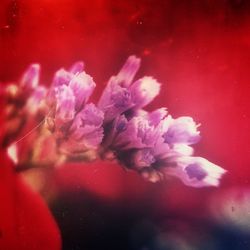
[130,76,161,108]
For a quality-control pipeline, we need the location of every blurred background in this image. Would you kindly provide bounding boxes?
[1,0,250,249]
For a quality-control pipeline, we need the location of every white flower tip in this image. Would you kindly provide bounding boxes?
[173,144,194,156]
[7,144,18,165]
[127,55,141,65]
[141,76,161,95]
[131,76,161,108]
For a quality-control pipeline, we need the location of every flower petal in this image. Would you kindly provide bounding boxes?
[163,156,226,187]
[69,72,96,110]
[115,55,141,87]
[130,76,161,108]
[55,85,76,127]
[163,116,200,145]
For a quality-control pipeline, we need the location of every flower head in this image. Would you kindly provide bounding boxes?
[112,112,166,150]
[2,55,226,188]
[98,82,134,122]
[98,56,160,122]
[163,156,226,187]
[46,63,96,134]
[48,62,95,110]
[163,116,200,145]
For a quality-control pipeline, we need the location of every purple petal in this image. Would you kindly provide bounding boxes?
[148,108,168,126]
[98,56,142,122]
[132,149,156,169]
[163,117,200,145]
[185,163,207,181]
[81,128,104,149]
[115,116,158,149]
[55,85,76,127]
[130,77,161,108]
[63,127,104,152]
[70,103,104,140]
[101,115,129,149]
[69,72,96,111]
[115,55,141,87]
[98,81,134,122]
[47,69,74,106]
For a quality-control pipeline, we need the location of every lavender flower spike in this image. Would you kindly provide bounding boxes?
[164,156,227,187]
[2,57,226,188]
[163,116,200,145]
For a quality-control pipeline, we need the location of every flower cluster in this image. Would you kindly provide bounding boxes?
[1,56,226,187]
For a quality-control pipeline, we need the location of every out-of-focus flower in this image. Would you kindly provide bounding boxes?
[20,64,40,92]
[24,86,47,115]
[210,187,250,233]
[0,152,61,250]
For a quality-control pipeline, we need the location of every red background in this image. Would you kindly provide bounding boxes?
[1,0,250,248]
